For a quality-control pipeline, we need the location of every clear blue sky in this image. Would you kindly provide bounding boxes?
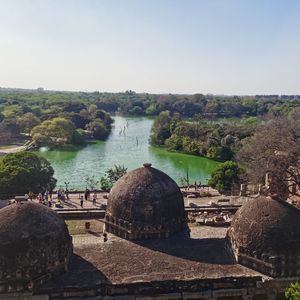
[0,0,300,94]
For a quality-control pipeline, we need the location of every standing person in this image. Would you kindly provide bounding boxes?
[84,189,88,201]
[57,189,61,201]
[45,190,49,202]
[87,189,90,201]
[103,232,108,242]
[61,190,65,201]
[49,189,53,201]
[65,188,69,200]
[38,193,43,204]
[80,195,84,208]
[28,191,34,201]
[92,192,97,205]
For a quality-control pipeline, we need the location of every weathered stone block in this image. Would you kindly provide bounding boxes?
[104,295,135,300]
[108,287,129,295]
[182,291,211,299]
[136,293,181,300]
[212,288,247,297]
[0,295,49,300]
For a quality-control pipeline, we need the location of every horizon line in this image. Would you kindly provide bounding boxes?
[0,86,299,97]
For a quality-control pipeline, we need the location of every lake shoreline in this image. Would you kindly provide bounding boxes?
[34,116,220,188]
[150,145,225,163]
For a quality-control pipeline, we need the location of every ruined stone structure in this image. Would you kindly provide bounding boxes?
[2,166,300,300]
[227,196,300,277]
[0,202,72,294]
[105,163,187,240]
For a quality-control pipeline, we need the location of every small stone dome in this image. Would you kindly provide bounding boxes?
[105,163,187,240]
[227,196,300,277]
[0,202,72,293]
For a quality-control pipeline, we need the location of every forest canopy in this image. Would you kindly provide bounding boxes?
[0,88,299,147]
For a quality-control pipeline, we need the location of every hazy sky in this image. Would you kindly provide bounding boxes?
[0,0,300,94]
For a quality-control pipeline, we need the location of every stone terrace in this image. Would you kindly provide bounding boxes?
[39,226,265,299]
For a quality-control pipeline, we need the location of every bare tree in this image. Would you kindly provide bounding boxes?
[237,113,300,200]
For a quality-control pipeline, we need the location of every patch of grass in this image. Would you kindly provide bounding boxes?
[65,219,103,235]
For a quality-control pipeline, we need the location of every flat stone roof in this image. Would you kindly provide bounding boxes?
[40,226,265,293]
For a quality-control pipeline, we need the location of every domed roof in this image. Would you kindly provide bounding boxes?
[105,163,187,240]
[227,196,300,277]
[0,202,72,293]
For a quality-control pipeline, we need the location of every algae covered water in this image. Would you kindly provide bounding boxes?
[37,116,219,189]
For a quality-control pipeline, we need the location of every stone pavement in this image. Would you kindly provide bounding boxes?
[71,226,228,247]
[72,234,105,246]
[7,189,252,211]
[32,191,108,210]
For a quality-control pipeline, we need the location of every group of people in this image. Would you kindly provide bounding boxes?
[25,188,70,208]
[79,189,98,208]
[24,188,98,209]
[25,190,54,207]
[57,189,69,201]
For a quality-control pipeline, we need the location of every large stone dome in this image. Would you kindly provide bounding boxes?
[0,202,72,293]
[227,196,300,277]
[105,163,187,240]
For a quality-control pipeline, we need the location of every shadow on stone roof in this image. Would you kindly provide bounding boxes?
[41,254,111,292]
[134,235,234,265]
[39,234,261,288]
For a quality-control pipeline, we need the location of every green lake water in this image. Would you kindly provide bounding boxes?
[37,116,220,189]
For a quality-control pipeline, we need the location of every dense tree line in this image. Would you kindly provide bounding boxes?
[150,111,257,161]
[150,108,300,198]
[1,88,300,146]
[205,109,300,196]
[1,88,300,119]
[0,89,113,146]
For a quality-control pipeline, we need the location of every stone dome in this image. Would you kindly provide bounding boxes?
[0,202,72,293]
[105,163,187,240]
[227,196,300,277]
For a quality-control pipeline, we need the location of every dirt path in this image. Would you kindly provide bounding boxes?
[0,145,26,154]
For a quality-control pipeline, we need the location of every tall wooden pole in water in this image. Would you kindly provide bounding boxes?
[186,167,189,187]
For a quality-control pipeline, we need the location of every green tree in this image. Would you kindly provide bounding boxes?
[17,112,41,133]
[1,119,20,136]
[100,165,127,190]
[0,152,56,196]
[100,176,111,191]
[285,282,300,300]
[72,129,86,145]
[94,110,113,127]
[129,106,144,115]
[0,121,15,142]
[208,161,242,193]
[150,111,181,145]
[165,134,183,151]
[207,146,234,161]
[31,117,78,146]
[69,113,88,129]
[86,120,109,140]
[84,175,99,190]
